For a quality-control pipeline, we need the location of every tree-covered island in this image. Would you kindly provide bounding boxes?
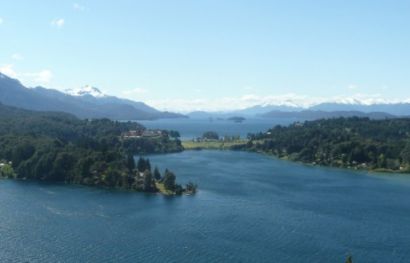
[0,103,196,195]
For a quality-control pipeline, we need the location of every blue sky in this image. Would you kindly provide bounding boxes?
[1,0,410,111]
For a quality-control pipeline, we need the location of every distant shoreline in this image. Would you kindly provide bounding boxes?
[181,140,410,175]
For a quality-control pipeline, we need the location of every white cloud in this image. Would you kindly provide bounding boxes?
[0,64,18,78]
[51,18,65,28]
[24,70,53,84]
[73,3,85,11]
[11,53,24,61]
[0,64,53,85]
[147,94,318,113]
[146,93,407,113]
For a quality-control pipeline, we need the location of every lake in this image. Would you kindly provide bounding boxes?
[1,150,410,262]
[139,118,296,139]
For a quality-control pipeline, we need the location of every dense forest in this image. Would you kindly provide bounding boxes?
[242,117,410,173]
[0,103,195,195]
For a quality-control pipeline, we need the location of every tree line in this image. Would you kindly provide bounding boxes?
[0,103,195,194]
[243,117,410,172]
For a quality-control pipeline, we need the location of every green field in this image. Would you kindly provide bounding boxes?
[182,140,248,150]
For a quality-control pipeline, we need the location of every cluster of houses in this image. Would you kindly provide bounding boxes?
[121,129,164,139]
[192,135,241,143]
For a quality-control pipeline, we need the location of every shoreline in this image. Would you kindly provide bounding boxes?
[181,141,410,176]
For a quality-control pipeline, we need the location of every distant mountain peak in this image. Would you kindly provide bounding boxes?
[65,85,106,98]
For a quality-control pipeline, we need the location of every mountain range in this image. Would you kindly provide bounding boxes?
[0,73,185,120]
[2,72,410,121]
[187,102,410,120]
[260,110,396,120]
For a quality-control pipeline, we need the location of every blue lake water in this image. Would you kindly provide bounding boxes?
[1,150,410,262]
[139,118,295,139]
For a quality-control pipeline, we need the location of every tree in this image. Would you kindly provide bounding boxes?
[137,157,146,172]
[174,184,184,195]
[169,130,181,139]
[162,169,176,191]
[202,131,219,140]
[102,167,120,187]
[185,182,197,194]
[153,166,161,180]
[0,164,16,178]
[127,154,135,171]
[143,170,155,192]
[345,255,353,263]
[0,103,188,194]
[400,141,410,165]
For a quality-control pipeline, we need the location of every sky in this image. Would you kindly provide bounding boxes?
[1,0,410,112]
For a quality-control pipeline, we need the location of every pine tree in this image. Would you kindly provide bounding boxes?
[153,166,161,180]
[146,159,151,172]
[162,169,176,191]
[143,170,154,192]
[126,154,135,171]
[137,157,146,172]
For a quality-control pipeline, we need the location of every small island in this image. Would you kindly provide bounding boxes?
[227,116,246,123]
[0,104,197,196]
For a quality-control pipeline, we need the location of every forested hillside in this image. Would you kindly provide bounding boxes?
[244,117,410,172]
[0,104,191,194]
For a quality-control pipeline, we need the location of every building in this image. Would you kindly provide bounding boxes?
[122,129,163,139]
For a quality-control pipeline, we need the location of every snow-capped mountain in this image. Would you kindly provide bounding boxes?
[0,73,185,120]
[65,85,107,98]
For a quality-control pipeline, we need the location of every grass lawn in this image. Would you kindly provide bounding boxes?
[182,140,248,150]
[155,182,175,195]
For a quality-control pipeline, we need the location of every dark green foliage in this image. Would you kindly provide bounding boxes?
[126,154,136,171]
[154,166,161,180]
[202,131,219,140]
[162,169,176,191]
[121,136,183,154]
[0,163,16,178]
[245,117,410,172]
[137,157,146,172]
[0,104,193,194]
[146,159,151,172]
[174,184,184,195]
[143,170,156,192]
[137,157,152,173]
[185,182,197,194]
[345,255,353,263]
[168,130,181,139]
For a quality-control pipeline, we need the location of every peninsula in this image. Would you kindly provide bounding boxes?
[0,103,196,195]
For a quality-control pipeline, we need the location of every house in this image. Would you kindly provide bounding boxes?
[122,130,143,139]
[142,130,163,138]
[122,129,163,139]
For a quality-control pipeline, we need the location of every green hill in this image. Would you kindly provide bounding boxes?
[244,117,410,173]
[0,103,189,194]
